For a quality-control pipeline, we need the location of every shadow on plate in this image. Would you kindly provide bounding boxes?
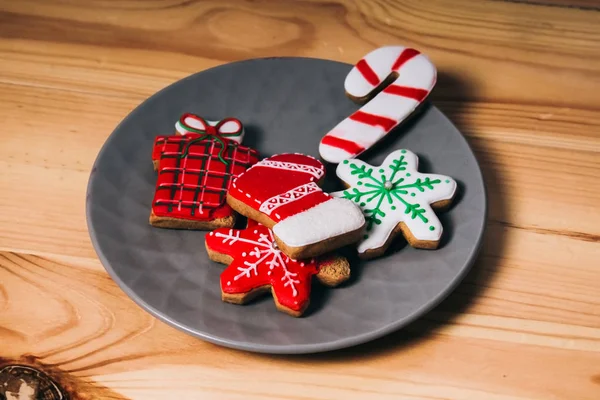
[257,70,507,361]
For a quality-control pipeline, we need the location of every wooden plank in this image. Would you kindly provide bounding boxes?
[0,83,139,258]
[1,252,599,399]
[0,0,599,399]
[0,0,599,107]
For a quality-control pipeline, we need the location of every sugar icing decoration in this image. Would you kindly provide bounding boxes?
[332,149,456,254]
[319,46,437,164]
[174,113,245,165]
[259,182,321,215]
[206,222,324,312]
[176,113,244,143]
[151,114,259,222]
[229,153,365,247]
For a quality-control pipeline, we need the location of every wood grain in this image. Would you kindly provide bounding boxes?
[0,0,599,399]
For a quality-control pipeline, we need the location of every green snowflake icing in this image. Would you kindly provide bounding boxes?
[341,153,443,237]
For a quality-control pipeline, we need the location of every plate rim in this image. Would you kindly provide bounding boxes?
[86,56,488,354]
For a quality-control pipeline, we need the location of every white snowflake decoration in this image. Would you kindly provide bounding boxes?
[212,228,302,296]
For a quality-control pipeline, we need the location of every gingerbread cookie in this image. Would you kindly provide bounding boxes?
[150,113,260,230]
[319,46,437,164]
[332,149,457,258]
[226,153,365,260]
[205,220,350,317]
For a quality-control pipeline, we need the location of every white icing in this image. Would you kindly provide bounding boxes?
[257,159,324,180]
[219,119,242,134]
[344,46,405,97]
[214,228,300,296]
[175,115,245,144]
[316,145,353,165]
[232,152,322,183]
[272,197,365,247]
[319,46,437,164]
[333,149,456,254]
[359,91,422,121]
[233,153,363,248]
[259,182,321,215]
[392,53,436,88]
[183,115,209,131]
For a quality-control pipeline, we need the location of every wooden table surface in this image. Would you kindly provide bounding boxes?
[1,0,599,399]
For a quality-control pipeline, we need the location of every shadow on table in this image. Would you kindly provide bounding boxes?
[267,70,508,361]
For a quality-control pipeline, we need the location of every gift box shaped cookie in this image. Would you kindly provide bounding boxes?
[150,114,259,230]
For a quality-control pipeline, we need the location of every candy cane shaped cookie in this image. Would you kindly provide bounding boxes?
[319,46,437,164]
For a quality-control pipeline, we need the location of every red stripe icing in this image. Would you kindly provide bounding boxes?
[228,153,330,222]
[349,111,397,131]
[321,135,365,155]
[382,85,429,101]
[272,191,331,223]
[355,59,380,86]
[392,48,420,71]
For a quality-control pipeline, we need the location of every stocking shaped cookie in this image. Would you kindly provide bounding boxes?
[205,220,350,317]
[150,113,260,230]
[227,153,365,259]
[333,149,457,259]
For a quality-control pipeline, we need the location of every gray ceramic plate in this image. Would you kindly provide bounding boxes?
[86,57,486,354]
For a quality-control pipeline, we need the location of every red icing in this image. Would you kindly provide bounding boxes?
[356,59,380,86]
[272,191,330,222]
[178,114,244,139]
[152,132,259,221]
[228,153,329,223]
[391,48,420,71]
[349,111,397,131]
[321,135,365,155]
[207,222,327,312]
[382,85,429,101]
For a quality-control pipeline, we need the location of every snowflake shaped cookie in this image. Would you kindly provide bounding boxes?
[333,149,457,258]
[205,220,350,317]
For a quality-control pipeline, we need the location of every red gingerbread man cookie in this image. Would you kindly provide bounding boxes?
[150,113,259,230]
[205,220,350,317]
[226,153,365,259]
